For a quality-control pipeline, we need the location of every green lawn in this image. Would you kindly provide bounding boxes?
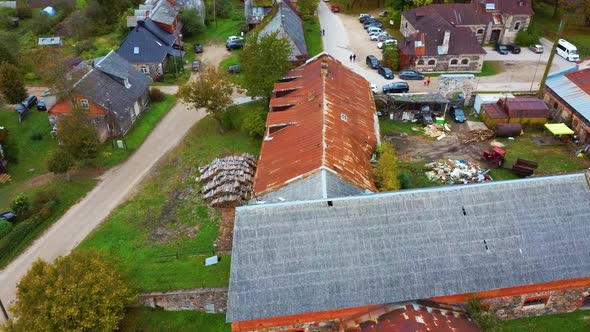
[303,17,323,57]
[0,178,96,268]
[78,103,261,292]
[398,161,442,189]
[219,52,245,88]
[119,308,230,332]
[0,109,58,210]
[380,119,424,136]
[498,310,590,332]
[96,95,177,168]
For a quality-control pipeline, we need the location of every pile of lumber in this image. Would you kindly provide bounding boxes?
[462,129,495,144]
[196,154,257,207]
[424,124,451,138]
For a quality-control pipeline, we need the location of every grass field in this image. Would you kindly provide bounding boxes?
[78,103,261,292]
[498,310,590,332]
[119,308,230,332]
[303,17,324,57]
[380,119,424,136]
[219,52,245,88]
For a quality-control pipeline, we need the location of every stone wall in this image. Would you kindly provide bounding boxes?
[413,54,484,73]
[501,14,531,44]
[137,287,228,313]
[482,287,590,320]
[437,74,477,105]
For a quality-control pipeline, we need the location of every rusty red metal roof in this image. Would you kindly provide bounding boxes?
[505,97,549,118]
[481,103,508,119]
[565,68,590,95]
[253,54,378,196]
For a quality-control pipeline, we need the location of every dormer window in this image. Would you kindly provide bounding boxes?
[80,99,89,109]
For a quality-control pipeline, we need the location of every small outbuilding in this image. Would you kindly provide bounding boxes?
[377,93,450,121]
[38,37,62,46]
[480,97,549,129]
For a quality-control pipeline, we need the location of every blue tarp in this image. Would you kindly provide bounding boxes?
[42,6,56,17]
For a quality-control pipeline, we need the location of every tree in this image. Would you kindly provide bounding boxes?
[36,47,77,96]
[467,294,500,332]
[5,250,137,332]
[179,9,204,37]
[412,0,433,6]
[240,31,292,99]
[11,194,30,218]
[374,142,400,191]
[242,108,267,138]
[15,0,32,19]
[0,44,17,66]
[178,66,233,126]
[47,149,74,180]
[32,13,56,35]
[382,45,400,71]
[57,106,100,162]
[298,0,320,16]
[0,63,27,104]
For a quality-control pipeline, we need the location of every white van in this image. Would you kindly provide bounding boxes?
[556,39,579,62]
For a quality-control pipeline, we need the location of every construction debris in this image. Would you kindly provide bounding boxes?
[462,129,495,144]
[424,124,451,138]
[424,159,489,184]
[196,154,257,207]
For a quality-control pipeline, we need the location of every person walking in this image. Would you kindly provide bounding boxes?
[426,76,431,86]
[350,54,353,62]
[423,79,427,86]
[322,29,325,36]
[353,54,357,62]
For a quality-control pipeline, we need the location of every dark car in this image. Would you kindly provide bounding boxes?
[192,60,201,71]
[365,21,383,29]
[377,66,394,79]
[452,107,467,123]
[360,16,375,24]
[506,43,521,54]
[363,19,379,29]
[399,70,424,80]
[495,43,509,55]
[36,99,47,111]
[382,82,409,93]
[194,43,203,53]
[15,95,38,113]
[0,211,16,222]
[228,64,241,74]
[366,55,380,69]
[420,105,434,125]
[226,42,243,51]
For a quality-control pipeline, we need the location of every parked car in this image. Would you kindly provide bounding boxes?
[506,44,521,54]
[369,31,384,41]
[377,39,397,48]
[398,70,424,80]
[36,99,47,111]
[226,41,243,51]
[529,44,544,53]
[194,43,203,53]
[359,13,371,22]
[360,15,375,24]
[0,211,16,223]
[226,36,244,44]
[365,21,383,29]
[377,34,393,42]
[15,95,37,113]
[228,64,241,74]
[192,60,201,71]
[363,19,378,29]
[382,82,409,93]
[331,4,340,12]
[377,66,394,79]
[495,43,509,55]
[370,83,378,94]
[452,107,467,123]
[366,55,380,69]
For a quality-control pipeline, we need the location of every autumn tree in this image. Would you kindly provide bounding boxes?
[0,63,27,104]
[374,142,400,191]
[298,0,320,16]
[47,149,74,180]
[57,106,100,162]
[178,65,233,126]
[240,31,292,99]
[4,250,137,332]
[37,47,78,97]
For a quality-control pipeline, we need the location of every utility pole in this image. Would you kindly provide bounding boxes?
[214,0,217,28]
[538,17,566,95]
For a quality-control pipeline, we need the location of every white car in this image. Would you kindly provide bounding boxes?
[370,84,378,94]
[377,39,397,49]
[227,36,244,44]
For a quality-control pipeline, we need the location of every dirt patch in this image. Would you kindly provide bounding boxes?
[24,173,55,189]
[199,42,231,67]
[215,207,235,253]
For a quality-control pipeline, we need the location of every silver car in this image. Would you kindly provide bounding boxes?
[529,44,544,54]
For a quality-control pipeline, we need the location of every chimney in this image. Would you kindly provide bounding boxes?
[440,30,451,55]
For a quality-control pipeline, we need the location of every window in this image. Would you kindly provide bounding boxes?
[450,59,458,65]
[477,29,484,34]
[140,66,148,74]
[427,59,435,66]
[405,22,408,29]
[80,99,89,109]
[523,296,549,307]
[417,59,424,65]
[553,102,559,109]
[341,113,348,122]
[514,22,521,30]
[461,59,469,65]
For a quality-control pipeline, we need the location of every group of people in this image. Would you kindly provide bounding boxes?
[349,54,357,62]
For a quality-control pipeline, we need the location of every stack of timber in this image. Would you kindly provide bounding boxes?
[462,129,495,144]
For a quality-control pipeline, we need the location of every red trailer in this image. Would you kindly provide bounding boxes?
[482,147,506,167]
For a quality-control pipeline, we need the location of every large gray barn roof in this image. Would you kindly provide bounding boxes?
[227,173,590,322]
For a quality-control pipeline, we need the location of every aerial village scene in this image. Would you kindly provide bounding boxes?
[0,0,589,330]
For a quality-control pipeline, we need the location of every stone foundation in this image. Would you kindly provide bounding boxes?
[137,287,228,313]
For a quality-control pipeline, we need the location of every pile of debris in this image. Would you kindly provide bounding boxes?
[424,124,451,139]
[463,129,495,144]
[196,154,257,207]
[424,159,488,184]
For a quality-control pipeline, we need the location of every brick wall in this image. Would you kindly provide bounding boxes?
[482,287,590,320]
[544,89,590,144]
[137,287,228,313]
[412,54,484,73]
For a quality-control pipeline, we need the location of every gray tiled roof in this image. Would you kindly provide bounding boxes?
[150,0,177,26]
[228,173,590,322]
[258,2,307,61]
[117,18,180,64]
[74,51,150,132]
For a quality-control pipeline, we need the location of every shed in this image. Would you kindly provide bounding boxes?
[376,93,450,121]
[480,103,508,129]
[38,37,62,46]
[473,93,515,113]
[504,97,550,125]
[41,6,56,17]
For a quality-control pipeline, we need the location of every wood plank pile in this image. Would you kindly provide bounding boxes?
[196,154,257,207]
[0,173,11,184]
[462,129,495,144]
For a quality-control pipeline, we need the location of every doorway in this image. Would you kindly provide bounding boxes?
[490,29,501,43]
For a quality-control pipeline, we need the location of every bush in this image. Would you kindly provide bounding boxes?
[163,73,175,82]
[242,109,267,138]
[32,14,57,36]
[24,72,36,81]
[382,45,400,71]
[179,9,204,38]
[0,219,37,259]
[30,133,43,141]
[149,88,166,102]
[0,220,13,240]
[32,188,59,212]
[11,194,30,218]
[515,27,540,46]
[374,142,400,191]
[16,0,32,19]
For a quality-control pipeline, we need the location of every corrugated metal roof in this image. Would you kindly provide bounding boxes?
[253,54,378,197]
[481,103,508,119]
[546,68,590,122]
[505,97,549,118]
